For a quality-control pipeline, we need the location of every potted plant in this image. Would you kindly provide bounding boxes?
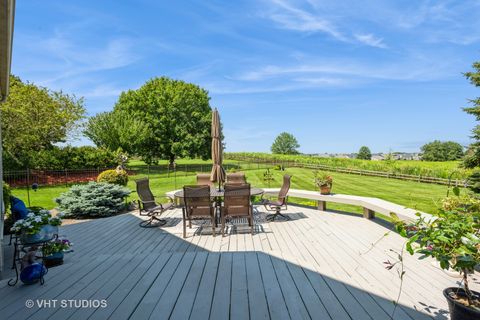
[43,238,72,267]
[11,210,63,244]
[313,171,333,195]
[393,194,480,319]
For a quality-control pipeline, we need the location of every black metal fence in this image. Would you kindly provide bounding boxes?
[3,162,273,188]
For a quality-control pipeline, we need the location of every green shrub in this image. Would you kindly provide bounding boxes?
[97,169,129,186]
[55,182,131,218]
[467,171,480,193]
[3,146,118,170]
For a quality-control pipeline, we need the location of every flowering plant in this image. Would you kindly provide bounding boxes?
[43,238,72,256]
[313,171,333,187]
[10,210,63,235]
[393,194,480,308]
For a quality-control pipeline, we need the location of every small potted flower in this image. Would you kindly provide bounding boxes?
[11,210,63,244]
[43,238,72,267]
[393,194,480,320]
[313,171,333,195]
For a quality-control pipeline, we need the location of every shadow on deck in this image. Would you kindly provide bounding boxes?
[0,205,463,320]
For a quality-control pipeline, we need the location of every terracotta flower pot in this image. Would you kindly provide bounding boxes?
[320,185,331,195]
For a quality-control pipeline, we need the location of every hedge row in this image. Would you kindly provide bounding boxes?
[3,146,118,170]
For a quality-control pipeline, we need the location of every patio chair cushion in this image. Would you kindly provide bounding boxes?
[11,197,28,220]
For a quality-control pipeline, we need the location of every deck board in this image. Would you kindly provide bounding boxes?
[1,205,477,320]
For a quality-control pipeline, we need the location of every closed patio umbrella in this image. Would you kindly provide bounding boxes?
[210,108,225,190]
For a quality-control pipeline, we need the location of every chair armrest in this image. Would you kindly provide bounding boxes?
[140,200,157,204]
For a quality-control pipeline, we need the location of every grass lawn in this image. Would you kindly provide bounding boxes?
[11,161,454,218]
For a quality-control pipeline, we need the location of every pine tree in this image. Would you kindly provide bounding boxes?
[463,61,480,168]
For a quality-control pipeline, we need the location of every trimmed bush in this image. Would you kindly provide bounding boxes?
[97,169,129,186]
[3,146,118,170]
[55,182,131,218]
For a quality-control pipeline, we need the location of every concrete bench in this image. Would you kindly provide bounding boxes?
[262,188,433,222]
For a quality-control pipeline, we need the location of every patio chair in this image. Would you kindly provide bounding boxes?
[262,174,291,221]
[136,178,174,228]
[226,172,246,185]
[221,183,253,236]
[183,185,216,238]
[196,174,214,187]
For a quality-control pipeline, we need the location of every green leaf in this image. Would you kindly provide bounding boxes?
[452,186,460,196]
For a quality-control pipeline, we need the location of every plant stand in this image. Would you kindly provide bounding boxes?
[8,235,57,286]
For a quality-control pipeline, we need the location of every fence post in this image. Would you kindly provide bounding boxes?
[65,169,68,188]
[26,168,31,207]
[174,166,177,190]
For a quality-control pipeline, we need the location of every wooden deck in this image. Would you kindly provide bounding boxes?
[0,204,478,320]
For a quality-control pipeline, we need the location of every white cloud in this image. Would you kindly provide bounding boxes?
[263,0,347,41]
[233,55,456,85]
[354,33,387,49]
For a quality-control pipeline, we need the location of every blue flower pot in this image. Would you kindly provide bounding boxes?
[20,225,59,244]
[44,251,64,268]
[20,263,47,285]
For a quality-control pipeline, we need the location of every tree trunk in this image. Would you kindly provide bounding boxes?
[463,268,474,306]
[168,155,176,170]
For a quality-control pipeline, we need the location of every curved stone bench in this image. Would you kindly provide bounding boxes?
[262,188,433,222]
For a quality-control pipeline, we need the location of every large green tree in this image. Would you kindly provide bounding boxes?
[271,132,300,154]
[84,111,149,156]
[85,77,212,165]
[420,140,464,161]
[463,61,480,168]
[356,146,372,160]
[1,75,85,168]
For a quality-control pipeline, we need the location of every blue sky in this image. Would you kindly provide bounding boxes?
[11,0,480,153]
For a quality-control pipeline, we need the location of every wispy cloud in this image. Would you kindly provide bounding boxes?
[262,0,387,48]
[230,54,457,92]
[354,33,387,49]
[265,0,346,41]
[35,35,139,86]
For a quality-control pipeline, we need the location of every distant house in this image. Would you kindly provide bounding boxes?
[393,153,422,161]
[371,154,385,161]
[315,153,332,158]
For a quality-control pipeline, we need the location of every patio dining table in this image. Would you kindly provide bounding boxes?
[174,187,264,227]
[173,187,264,198]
